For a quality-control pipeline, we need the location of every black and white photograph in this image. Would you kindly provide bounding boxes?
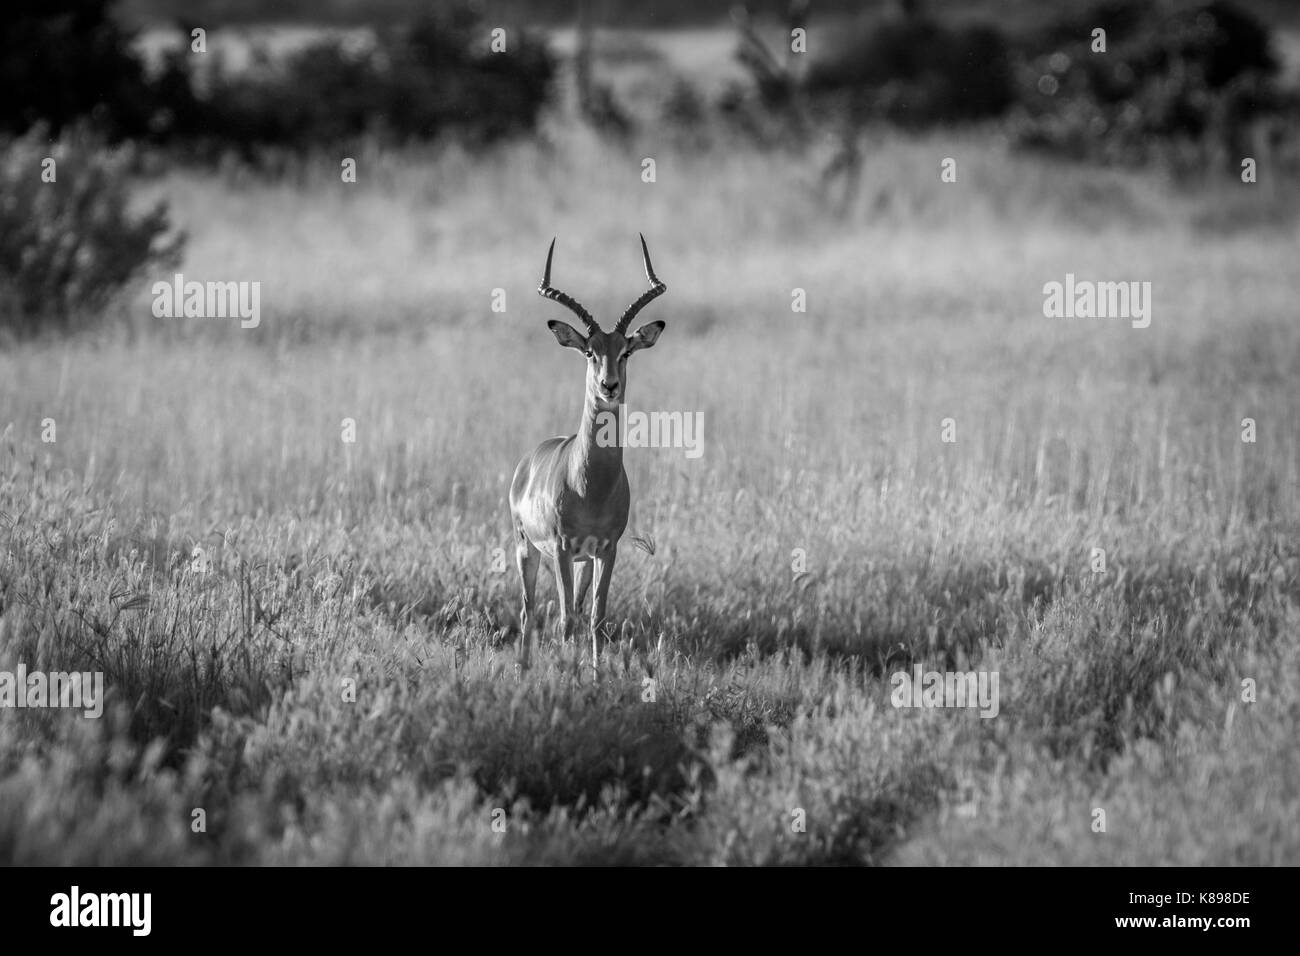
[0,0,1295,921]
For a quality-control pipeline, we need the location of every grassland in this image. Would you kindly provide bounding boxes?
[1,115,1298,864]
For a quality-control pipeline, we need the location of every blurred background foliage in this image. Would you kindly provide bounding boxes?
[1,0,1297,333]
[2,0,556,149]
[4,0,1292,154]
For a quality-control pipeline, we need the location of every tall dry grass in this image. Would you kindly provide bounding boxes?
[1,124,1298,863]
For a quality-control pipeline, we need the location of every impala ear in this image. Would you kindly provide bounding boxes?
[548,319,587,351]
[626,320,665,354]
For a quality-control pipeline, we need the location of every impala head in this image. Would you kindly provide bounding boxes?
[539,234,667,408]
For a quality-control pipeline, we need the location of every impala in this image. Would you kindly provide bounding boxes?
[509,235,667,671]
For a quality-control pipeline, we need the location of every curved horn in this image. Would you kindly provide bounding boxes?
[615,233,667,335]
[538,238,599,334]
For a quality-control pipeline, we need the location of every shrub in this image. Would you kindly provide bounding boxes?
[0,0,161,141]
[5,1,555,158]
[1009,0,1285,166]
[0,124,183,334]
[805,13,1015,128]
[174,11,556,155]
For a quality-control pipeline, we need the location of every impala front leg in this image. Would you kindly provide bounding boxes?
[515,537,540,672]
[553,546,576,647]
[590,546,617,668]
[573,560,593,617]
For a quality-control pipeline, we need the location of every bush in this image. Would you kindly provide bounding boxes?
[1010,0,1285,165]
[0,0,162,141]
[6,1,555,158]
[805,13,1015,127]
[0,124,183,334]
[169,11,556,155]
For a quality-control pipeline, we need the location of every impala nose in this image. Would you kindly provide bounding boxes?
[601,379,619,393]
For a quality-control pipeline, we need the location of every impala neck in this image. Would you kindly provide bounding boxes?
[570,377,623,495]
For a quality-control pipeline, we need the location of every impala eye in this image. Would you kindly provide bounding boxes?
[584,349,593,358]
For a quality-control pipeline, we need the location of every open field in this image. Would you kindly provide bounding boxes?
[2,119,1299,863]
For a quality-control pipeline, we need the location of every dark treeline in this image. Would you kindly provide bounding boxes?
[2,0,1295,332]
[11,0,1292,159]
[3,0,555,151]
[116,0,1300,29]
[792,0,1292,167]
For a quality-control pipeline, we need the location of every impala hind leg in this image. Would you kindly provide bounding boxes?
[515,536,540,671]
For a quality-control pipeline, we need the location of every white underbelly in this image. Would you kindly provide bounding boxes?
[534,534,613,561]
